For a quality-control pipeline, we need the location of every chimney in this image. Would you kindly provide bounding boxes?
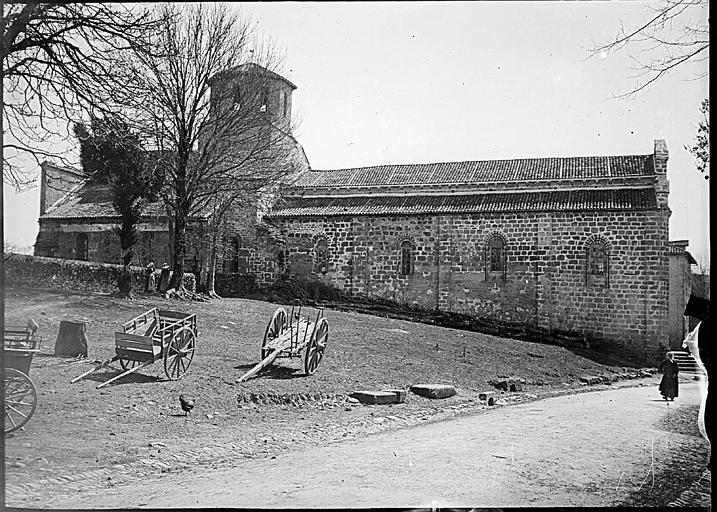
[654,139,668,174]
[39,162,50,216]
[653,139,669,209]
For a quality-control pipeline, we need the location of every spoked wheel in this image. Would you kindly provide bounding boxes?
[164,326,196,380]
[4,368,38,435]
[304,317,329,376]
[119,358,142,371]
[262,308,287,360]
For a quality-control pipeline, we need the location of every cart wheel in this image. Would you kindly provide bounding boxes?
[4,368,37,435]
[262,308,287,360]
[119,359,142,371]
[304,317,329,376]
[164,326,195,380]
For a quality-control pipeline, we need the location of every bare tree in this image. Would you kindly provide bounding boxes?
[115,4,301,294]
[2,3,163,190]
[589,0,708,98]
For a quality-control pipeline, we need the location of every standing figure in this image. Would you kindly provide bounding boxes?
[158,263,171,293]
[145,262,156,292]
[658,352,679,401]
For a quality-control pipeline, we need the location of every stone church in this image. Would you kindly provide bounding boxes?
[34,65,679,354]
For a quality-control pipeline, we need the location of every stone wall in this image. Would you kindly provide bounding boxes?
[5,254,196,293]
[35,219,205,271]
[668,250,692,349]
[265,208,670,354]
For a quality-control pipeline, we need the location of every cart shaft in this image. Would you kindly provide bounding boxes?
[96,360,153,389]
[237,346,283,383]
[70,356,119,383]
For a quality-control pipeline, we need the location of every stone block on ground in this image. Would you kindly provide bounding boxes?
[410,384,457,399]
[381,389,407,403]
[579,375,601,385]
[478,391,496,406]
[349,391,397,405]
[55,320,89,358]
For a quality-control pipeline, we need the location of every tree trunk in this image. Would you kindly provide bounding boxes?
[118,244,134,296]
[169,211,188,290]
[207,234,218,296]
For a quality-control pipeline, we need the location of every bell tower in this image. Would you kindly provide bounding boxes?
[208,63,296,133]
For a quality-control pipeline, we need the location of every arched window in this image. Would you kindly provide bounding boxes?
[276,245,286,269]
[75,233,88,261]
[484,233,507,282]
[400,240,414,276]
[585,237,610,287]
[314,237,328,274]
[260,88,269,112]
[220,235,240,274]
[232,85,242,111]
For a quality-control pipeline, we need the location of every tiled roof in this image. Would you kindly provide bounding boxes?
[266,188,657,218]
[41,182,169,220]
[294,155,653,188]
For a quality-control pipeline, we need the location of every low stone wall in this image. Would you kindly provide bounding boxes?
[4,253,195,294]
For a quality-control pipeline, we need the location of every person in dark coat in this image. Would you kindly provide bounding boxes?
[658,352,679,400]
[144,262,156,292]
[158,263,171,293]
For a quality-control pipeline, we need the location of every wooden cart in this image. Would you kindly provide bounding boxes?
[71,308,197,389]
[4,322,42,435]
[237,305,329,383]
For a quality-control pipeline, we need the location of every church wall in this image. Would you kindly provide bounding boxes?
[269,207,670,353]
[34,219,205,270]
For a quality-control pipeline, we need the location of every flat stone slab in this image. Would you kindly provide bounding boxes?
[478,391,496,406]
[410,384,457,399]
[349,391,397,405]
[579,375,602,386]
[381,389,407,403]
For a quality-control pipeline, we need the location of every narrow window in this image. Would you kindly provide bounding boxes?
[260,88,268,112]
[75,233,88,261]
[314,238,328,274]
[232,86,241,111]
[586,240,610,287]
[276,246,286,268]
[400,240,414,276]
[282,91,288,117]
[221,235,240,274]
[484,235,507,281]
[490,245,503,272]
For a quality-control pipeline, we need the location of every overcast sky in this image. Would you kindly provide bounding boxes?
[4,1,710,266]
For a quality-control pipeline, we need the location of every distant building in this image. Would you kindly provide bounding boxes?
[34,65,674,356]
[667,240,697,349]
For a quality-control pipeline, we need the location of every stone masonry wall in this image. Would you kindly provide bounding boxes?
[267,209,670,352]
[35,219,205,271]
[5,254,196,293]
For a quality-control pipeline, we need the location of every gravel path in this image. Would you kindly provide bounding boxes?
[17,377,709,509]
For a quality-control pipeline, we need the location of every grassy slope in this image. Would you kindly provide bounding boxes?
[5,287,632,397]
[4,286,644,494]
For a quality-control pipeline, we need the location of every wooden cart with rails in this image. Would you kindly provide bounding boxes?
[237,304,329,383]
[71,308,197,389]
[4,322,42,434]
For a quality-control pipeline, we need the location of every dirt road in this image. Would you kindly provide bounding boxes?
[39,377,708,508]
